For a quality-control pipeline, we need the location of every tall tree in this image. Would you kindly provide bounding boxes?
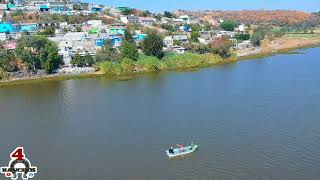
[95,40,121,62]
[191,31,200,42]
[15,36,62,73]
[164,11,174,18]
[250,27,266,47]
[220,20,238,31]
[121,41,139,61]
[142,32,164,59]
[208,37,233,58]
[124,29,134,43]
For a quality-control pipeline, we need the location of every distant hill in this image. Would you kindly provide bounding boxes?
[175,10,315,25]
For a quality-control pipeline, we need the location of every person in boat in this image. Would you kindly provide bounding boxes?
[177,144,184,152]
[190,142,194,150]
[169,147,174,154]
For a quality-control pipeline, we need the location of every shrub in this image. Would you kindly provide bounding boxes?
[251,27,267,47]
[100,61,122,75]
[220,20,238,31]
[234,33,250,41]
[71,54,95,67]
[121,41,139,61]
[136,55,163,71]
[208,37,233,58]
[120,58,135,73]
[0,67,8,80]
[163,53,226,69]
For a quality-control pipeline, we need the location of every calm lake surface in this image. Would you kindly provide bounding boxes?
[1,47,320,180]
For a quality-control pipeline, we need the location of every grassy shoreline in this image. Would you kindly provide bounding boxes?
[1,43,319,88]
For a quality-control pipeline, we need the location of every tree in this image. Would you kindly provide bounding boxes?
[122,29,138,60]
[41,43,63,73]
[141,32,164,59]
[121,41,139,61]
[73,4,82,10]
[208,37,233,58]
[122,8,134,15]
[164,11,174,18]
[0,67,8,80]
[155,13,163,21]
[76,26,82,32]
[71,54,94,67]
[95,40,121,62]
[37,27,55,36]
[141,10,151,17]
[124,29,134,43]
[220,20,237,31]
[189,24,201,32]
[234,33,250,41]
[191,31,200,42]
[161,24,179,32]
[185,42,210,54]
[15,36,62,73]
[0,52,17,72]
[250,27,266,47]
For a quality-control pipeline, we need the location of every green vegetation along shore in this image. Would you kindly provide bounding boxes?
[99,53,237,76]
[2,43,320,88]
[0,52,237,87]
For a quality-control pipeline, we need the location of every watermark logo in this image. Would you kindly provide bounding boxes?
[1,147,37,180]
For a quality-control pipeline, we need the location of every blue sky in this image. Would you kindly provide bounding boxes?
[90,0,320,12]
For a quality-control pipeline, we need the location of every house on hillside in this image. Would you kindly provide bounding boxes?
[133,33,147,42]
[49,1,66,14]
[172,35,188,43]
[108,27,125,36]
[38,4,50,12]
[12,23,38,33]
[177,15,199,24]
[172,45,186,54]
[87,20,102,27]
[179,26,192,32]
[0,23,14,33]
[127,15,140,24]
[0,33,7,41]
[139,17,156,25]
[91,5,103,13]
[0,4,8,13]
[163,36,174,47]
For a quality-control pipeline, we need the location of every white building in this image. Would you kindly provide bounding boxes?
[87,20,102,27]
[163,36,174,47]
[172,46,186,54]
[139,17,156,25]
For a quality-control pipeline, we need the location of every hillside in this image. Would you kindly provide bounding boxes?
[176,10,314,24]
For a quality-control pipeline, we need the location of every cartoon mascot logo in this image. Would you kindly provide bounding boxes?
[1,147,37,179]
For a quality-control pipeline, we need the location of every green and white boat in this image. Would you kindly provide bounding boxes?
[165,143,198,158]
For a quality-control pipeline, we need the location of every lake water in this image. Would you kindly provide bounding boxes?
[1,47,320,180]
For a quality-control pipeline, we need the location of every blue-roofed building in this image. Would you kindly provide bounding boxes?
[12,23,38,33]
[49,2,66,14]
[95,38,107,46]
[108,28,126,36]
[39,4,50,12]
[0,23,14,33]
[134,33,147,41]
[91,6,103,13]
[108,35,123,47]
[7,3,16,10]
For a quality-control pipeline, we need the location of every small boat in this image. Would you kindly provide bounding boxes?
[165,143,198,158]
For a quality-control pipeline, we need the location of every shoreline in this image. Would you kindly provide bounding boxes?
[1,41,319,88]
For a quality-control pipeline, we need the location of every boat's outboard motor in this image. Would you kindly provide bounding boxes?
[169,147,174,154]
